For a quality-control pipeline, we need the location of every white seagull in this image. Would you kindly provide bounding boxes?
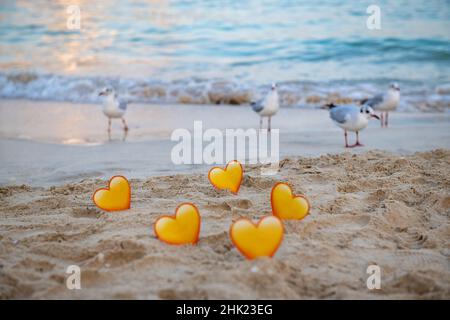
[361,83,400,128]
[328,103,380,148]
[251,83,279,131]
[98,87,129,138]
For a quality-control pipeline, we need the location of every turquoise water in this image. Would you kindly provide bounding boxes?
[0,0,449,107]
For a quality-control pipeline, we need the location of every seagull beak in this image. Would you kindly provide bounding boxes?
[99,92,105,96]
[371,114,380,120]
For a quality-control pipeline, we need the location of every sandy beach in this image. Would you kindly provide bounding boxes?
[1,0,450,301]
[0,99,449,299]
[1,148,449,299]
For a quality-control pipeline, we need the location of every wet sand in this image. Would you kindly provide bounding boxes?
[0,99,449,186]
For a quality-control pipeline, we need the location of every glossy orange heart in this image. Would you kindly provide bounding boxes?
[208,160,243,194]
[271,182,310,220]
[93,176,131,211]
[230,216,284,260]
[154,203,201,245]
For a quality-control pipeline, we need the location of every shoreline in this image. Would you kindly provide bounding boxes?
[1,99,450,186]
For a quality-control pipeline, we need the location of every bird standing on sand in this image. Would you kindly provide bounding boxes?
[361,83,400,128]
[251,83,279,132]
[98,87,128,138]
[329,103,380,148]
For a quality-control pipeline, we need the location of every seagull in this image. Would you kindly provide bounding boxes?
[98,87,128,138]
[328,103,380,148]
[361,83,400,128]
[251,83,279,132]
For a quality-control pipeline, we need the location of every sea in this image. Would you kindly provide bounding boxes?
[0,0,449,110]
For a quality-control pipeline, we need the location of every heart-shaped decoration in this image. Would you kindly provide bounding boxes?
[230,216,284,260]
[208,160,243,194]
[93,175,131,211]
[271,182,310,220]
[154,203,201,245]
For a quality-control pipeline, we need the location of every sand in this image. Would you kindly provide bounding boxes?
[1,149,449,299]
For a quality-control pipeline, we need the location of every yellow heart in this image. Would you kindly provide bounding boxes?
[208,160,243,194]
[271,182,310,220]
[230,216,284,260]
[154,203,201,245]
[93,176,131,211]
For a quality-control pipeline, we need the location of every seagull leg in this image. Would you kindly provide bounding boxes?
[122,126,128,142]
[108,118,111,140]
[260,116,263,130]
[344,130,350,148]
[380,113,384,128]
[122,118,129,132]
[345,131,360,148]
[385,112,389,127]
[355,131,364,147]
[268,116,271,132]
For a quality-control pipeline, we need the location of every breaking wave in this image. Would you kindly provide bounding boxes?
[0,71,449,112]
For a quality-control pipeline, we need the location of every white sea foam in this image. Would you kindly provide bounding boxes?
[0,72,449,112]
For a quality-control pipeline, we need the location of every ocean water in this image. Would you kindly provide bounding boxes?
[0,0,449,110]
